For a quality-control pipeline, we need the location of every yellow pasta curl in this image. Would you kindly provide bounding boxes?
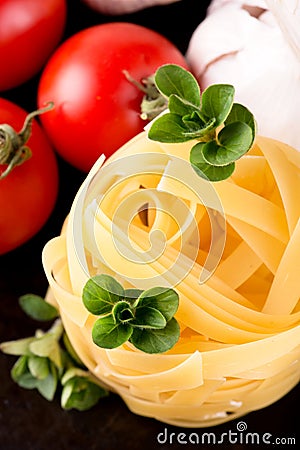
[42,132,300,427]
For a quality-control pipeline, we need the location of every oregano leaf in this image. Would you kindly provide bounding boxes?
[28,355,49,380]
[11,355,29,383]
[218,121,253,155]
[155,64,201,106]
[136,287,179,321]
[190,143,235,182]
[225,103,256,144]
[201,84,235,126]
[11,356,38,389]
[92,314,132,349]
[29,334,62,369]
[36,362,58,401]
[168,94,200,117]
[201,122,253,167]
[131,306,166,329]
[19,294,58,321]
[148,113,191,143]
[130,318,180,354]
[61,367,91,385]
[124,288,143,302]
[0,336,34,356]
[82,274,125,315]
[149,113,216,143]
[16,372,38,390]
[61,376,108,411]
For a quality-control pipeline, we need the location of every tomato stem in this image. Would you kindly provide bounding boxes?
[123,71,167,121]
[0,102,54,180]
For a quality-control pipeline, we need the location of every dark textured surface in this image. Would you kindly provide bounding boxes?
[0,1,299,449]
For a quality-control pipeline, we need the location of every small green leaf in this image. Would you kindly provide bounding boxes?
[218,121,253,157]
[28,355,49,380]
[130,318,180,353]
[11,355,29,382]
[29,335,62,368]
[124,288,143,302]
[16,373,38,390]
[181,115,205,133]
[149,113,216,143]
[131,306,166,329]
[19,294,58,321]
[61,378,75,409]
[148,113,191,143]
[61,367,90,385]
[225,103,256,144]
[201,84,235,127]
[11,356,38,389]
[82,274,125,315]
[0,336,34,356]
[155,64,201,107]
[92,314,133,349]
[29,334,56,357]
[168,94,200,117]
[112,301,134,324]
[201,122,252,167]
[36,362,58,401]
[190,143,235,182]
[61,376,108,411]
[182,113,216,137]
[137,287,179,322]
[201,140,230,166]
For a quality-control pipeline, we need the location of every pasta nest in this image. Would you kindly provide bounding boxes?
[43,131,300,427]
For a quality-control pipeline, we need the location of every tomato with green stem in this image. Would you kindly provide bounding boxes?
[0,99,59,255]
[0,0,67,91]
[37,22,189,172]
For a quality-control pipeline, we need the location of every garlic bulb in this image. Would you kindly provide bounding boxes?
[186,0,300,151]
[265,0,300,60]
[83,0,180,15]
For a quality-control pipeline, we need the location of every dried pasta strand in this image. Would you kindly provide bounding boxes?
[263,218,300,314]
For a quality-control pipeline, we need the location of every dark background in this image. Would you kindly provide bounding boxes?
[0,0,299,449]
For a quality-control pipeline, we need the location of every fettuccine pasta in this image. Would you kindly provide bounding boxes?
[42,132,300,427]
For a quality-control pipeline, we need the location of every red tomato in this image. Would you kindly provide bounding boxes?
[0,98,59,255]
[0,0,67,91]
[38,22,189,172]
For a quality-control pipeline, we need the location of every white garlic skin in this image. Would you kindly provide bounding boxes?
[186,0,300,151]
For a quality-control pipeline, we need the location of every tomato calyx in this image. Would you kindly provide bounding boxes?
[123,70,168,121]
[0,102,54,180]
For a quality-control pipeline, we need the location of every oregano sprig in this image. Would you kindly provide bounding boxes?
[1,318,64,401]
[82,274,180,354]
[0,294,108,410]
[148,64,256,181]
